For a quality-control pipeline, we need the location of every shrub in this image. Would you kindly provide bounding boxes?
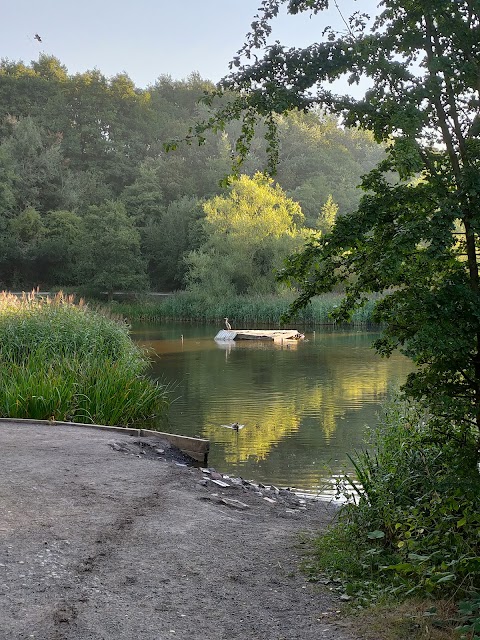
[0,291,169,428]
[305,399,480,618]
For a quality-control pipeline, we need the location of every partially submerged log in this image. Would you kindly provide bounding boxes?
[215,329,304,342]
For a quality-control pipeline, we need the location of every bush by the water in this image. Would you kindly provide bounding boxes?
[305,400,480,635]
[0,291,169,428]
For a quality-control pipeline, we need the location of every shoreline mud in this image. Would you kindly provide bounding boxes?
[0,421,359,640]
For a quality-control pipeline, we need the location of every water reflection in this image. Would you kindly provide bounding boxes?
[131,324,413,496]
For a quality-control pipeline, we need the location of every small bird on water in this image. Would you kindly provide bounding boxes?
[221,422,245,431]
[224,317,232,330]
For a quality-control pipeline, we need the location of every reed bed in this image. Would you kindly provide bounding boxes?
[109,292,378,326]
[0,291,169,428]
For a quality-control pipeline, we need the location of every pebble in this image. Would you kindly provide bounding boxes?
[219,498,250,510]
[194,467,316,513]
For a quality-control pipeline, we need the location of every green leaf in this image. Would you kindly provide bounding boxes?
[436,574,456,584]
[367,530,385,539]
[385,562,415,573]
[408,553,430,562]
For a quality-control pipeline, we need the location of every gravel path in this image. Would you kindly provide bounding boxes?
[0,422,360,640]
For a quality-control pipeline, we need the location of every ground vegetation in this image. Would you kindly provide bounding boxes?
[0,291,169,427]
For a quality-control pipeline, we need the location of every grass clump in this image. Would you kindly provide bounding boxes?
[0,291,169,428]
[305,399,480,638]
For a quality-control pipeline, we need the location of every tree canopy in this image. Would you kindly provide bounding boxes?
[193,0,480,443]
[0,54,381,292]
[185,173,307,297]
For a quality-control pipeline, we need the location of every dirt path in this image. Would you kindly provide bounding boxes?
[0,422,360,640]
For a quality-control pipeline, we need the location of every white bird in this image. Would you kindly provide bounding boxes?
[224,317,232,330]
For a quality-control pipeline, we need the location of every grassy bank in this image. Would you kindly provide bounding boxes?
[0,291,170,428]
[106,292,377,325]
[305,400,480,639]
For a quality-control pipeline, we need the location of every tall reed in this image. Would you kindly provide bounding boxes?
[108,292,378,326]
[0,291,169,428]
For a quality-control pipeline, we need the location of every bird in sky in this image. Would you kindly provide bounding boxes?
[34,33,42,42]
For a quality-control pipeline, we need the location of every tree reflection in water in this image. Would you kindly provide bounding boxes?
[132,323,412,496]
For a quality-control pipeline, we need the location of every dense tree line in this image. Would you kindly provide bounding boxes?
[0,54,383,295]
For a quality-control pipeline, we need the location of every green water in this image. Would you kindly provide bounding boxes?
[131,323,413,497]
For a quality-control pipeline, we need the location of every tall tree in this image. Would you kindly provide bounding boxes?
[8,207,45,286]
[315,194,338,234]
[0,56,67,141]
[144,196,204,291]
[36,210,83,286]
[185,173,306,297]
[121,160,166,227]
[1,117,64,213]
[274,110,383,223]
[77,201,148,300]
[190,0,480,443]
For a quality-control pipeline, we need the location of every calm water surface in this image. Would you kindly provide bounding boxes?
[131,323,412,497]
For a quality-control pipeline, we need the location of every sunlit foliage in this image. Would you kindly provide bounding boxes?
[185,173,307,296]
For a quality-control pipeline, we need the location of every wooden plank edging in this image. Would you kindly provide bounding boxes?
[140,429,210,465]
[0,418,209,464]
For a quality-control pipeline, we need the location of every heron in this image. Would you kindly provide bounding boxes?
[224,317,232,330]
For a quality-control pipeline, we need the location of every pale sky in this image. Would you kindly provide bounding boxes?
[2,0,379,87]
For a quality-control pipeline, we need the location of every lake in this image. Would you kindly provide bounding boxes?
[131,323,412,497]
